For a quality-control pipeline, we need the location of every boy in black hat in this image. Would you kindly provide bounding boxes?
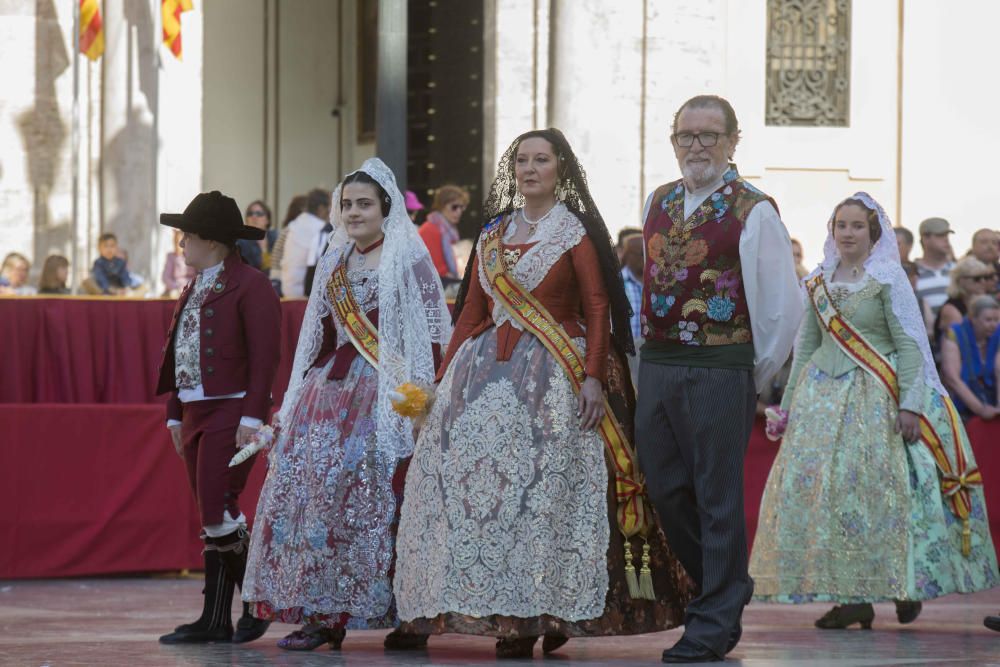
[156,191,281,644]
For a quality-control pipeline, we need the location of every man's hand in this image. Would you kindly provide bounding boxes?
[236,424,260,450]
[168,424,183,457]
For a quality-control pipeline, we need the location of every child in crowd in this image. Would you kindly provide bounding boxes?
[38,255,71,294]
[85,233,141,295]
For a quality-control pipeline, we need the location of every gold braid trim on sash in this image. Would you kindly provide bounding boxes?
[806,274,981,556]
[327,258,379,367]
[481,221,656,599]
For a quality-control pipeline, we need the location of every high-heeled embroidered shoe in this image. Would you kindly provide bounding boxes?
[542,634,569,654]
[276,627,345,651]
[496,636,539,659]
[383,629,429,650]
[894,600,922,624]
[814,604,875,629]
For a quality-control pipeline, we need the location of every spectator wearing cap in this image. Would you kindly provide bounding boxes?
[914,216,955,329]
[156,190,280,645]
[404,190,424,223]
[418,184,469,282]
[279,188,331,298]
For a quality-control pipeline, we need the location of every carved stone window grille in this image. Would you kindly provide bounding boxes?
[766,0,851,126]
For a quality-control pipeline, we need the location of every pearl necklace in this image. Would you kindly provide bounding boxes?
[520,203,559,234]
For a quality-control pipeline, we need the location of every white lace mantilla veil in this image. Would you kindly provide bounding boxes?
[804,191,946,398]
[277,158,451,459]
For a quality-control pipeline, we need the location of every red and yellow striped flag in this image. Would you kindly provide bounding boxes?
[162,0,194,60]
[79,0,104,61]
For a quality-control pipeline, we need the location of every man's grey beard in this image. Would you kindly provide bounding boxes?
[681,159,725,190]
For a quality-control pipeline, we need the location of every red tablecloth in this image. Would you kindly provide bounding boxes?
[0,404,267,578]
[0,297,307,406]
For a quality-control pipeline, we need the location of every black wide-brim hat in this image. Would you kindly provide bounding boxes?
[160,191,266,241]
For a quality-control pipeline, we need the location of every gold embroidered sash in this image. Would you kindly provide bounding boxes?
[806,274,981,556]
[327,258,379,367]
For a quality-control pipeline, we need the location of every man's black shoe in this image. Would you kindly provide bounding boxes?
[159,625,233,644]
[662,636,723,663]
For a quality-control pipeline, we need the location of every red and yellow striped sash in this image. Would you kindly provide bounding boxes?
[327,259,379,368]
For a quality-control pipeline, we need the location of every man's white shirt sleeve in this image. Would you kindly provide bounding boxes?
[739,200,804,392]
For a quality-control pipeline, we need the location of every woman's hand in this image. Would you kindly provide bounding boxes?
[578,376,605,430]
[895,410,921,443]
[764,406,788,442]
[978,405,1000,421]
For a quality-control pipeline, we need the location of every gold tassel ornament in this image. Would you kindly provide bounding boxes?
[638,540,656,600]
[624,537,641,599]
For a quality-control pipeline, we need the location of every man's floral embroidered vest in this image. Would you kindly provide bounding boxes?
[641,167,775,346]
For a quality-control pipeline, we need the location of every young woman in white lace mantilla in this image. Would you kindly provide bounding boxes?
[750,193,998,630]
[241,159,450,651]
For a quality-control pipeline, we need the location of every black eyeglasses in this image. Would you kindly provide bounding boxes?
[968,274,997,283]
[448,203,467,212]
[247,210,267,218]
[672,131,726,148]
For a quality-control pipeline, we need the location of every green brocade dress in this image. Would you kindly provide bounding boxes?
[749,275,998,603]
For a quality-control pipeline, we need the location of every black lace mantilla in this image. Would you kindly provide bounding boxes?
[454,128,635,356]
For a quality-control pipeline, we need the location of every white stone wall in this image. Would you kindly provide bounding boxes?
[0,0,76,282]
[900,0,1000,258]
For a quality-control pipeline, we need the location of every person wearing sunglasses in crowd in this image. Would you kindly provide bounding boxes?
[933,257,997,349]
[417,184,469,284]
[237,200,274,272]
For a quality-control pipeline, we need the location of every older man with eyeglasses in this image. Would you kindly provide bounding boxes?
[634,95,803,663]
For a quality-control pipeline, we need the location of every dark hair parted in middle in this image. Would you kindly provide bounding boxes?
[341,170,392,217]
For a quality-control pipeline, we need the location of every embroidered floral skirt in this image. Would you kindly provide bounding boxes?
[750,362,998,603]
[394,328,692,638]
[242,356,407,629]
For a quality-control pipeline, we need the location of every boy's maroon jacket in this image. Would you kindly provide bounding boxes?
[156,251,281,422]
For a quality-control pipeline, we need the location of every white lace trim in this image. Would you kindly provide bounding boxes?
[478,203,585,331]
[394,332,609,621]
